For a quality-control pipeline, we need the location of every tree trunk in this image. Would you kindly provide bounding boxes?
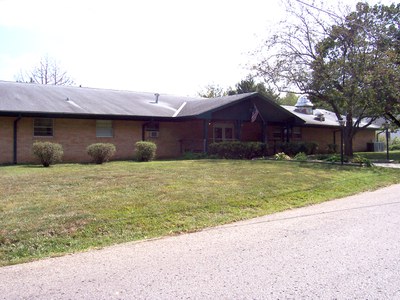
[344,132,354,157]
[344,116,354,157]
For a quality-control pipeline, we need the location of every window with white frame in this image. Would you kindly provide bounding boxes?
[33,118,53,137]
[96,120,113,137]
[213,123,234,142]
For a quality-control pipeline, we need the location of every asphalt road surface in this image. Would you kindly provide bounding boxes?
[1,184,400,299]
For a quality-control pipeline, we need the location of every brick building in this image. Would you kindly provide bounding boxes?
[0,81,377,164]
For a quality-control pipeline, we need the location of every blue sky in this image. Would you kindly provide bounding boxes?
[0,0,393,96]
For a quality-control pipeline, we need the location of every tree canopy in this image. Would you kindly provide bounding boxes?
[198,75,280,103]
[254,1,400,155]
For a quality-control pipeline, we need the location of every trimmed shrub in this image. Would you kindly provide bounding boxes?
[135,141,157,162]
[325,154,349,163]
[87,143,116,164]
[208,141,267,159]
[32,141,63,167]
[274,152,291,160]
[276,141,319,156]
[351,155,373,167]
[294,152,308,161]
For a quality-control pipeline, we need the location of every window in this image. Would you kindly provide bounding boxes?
[272,127,282,140]
[34,118,53,137]
[292,127,302,139]
[144,122,159,139]
[96,120,113,137]
[213,123,234,142]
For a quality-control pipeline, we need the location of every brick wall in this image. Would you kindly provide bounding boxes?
[301,127,337,153]
[241,122,262,142]
[4,118,207,164]
[352,129,375,152]
[146,120,204,158]
[295,127,375,152]
[15,118,143,163]
[0,117,377,164]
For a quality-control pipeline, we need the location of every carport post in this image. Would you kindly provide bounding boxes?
[203,119,209,153]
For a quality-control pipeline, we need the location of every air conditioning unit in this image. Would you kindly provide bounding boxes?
[148,131,159,138]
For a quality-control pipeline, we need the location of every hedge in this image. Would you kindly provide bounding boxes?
[276,141,318,156]
[208,141,267,159]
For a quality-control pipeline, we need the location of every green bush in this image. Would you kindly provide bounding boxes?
[208,141,267,159]
[294,152,308,161]
[325,154,349,163]
[87,143,116,164]
[274,152,291,160]
[327,144,338,153]
[390,144,400,150]
[276,141,318,156]
[135,141,157,162]
[351,155,373,167]
[390,137,400,150]
[32,141,63,167]
[181,151,207,160]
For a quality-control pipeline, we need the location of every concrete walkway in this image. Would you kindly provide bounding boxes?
[1,184,400,299]
[374,162,400,168]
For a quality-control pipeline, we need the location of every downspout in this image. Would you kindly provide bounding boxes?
[13,115,22,164]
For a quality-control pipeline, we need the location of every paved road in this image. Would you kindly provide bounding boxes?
[1,185,400,299]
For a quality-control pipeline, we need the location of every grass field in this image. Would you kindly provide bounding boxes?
[1,159,400,266]
[355,150,400,162]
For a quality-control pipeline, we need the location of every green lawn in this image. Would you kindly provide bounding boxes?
[355,150,400,162]
[1,160,400,266]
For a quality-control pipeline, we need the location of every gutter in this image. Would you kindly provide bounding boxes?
[13,115,22,164]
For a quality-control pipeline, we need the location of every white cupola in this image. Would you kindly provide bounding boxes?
[294,96,314,115]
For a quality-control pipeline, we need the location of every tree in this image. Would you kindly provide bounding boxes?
[197,84,227,98]
[279,92,298,106]
[253,0,400,156]
[232,75,280,102]
[15,55,74,85]
[310,3,400,155]
[199,76,280,102]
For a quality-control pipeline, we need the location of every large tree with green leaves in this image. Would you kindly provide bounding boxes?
[310,2,400,155]
[198,75,280,102]
[230,75,280,102]
[254,1,399,156]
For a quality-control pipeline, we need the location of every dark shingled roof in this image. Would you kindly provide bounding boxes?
[176,93,259,117]
[0,81,257,119]
[1,81,376,129]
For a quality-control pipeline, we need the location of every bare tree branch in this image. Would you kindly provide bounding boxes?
[15,55,74,86]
